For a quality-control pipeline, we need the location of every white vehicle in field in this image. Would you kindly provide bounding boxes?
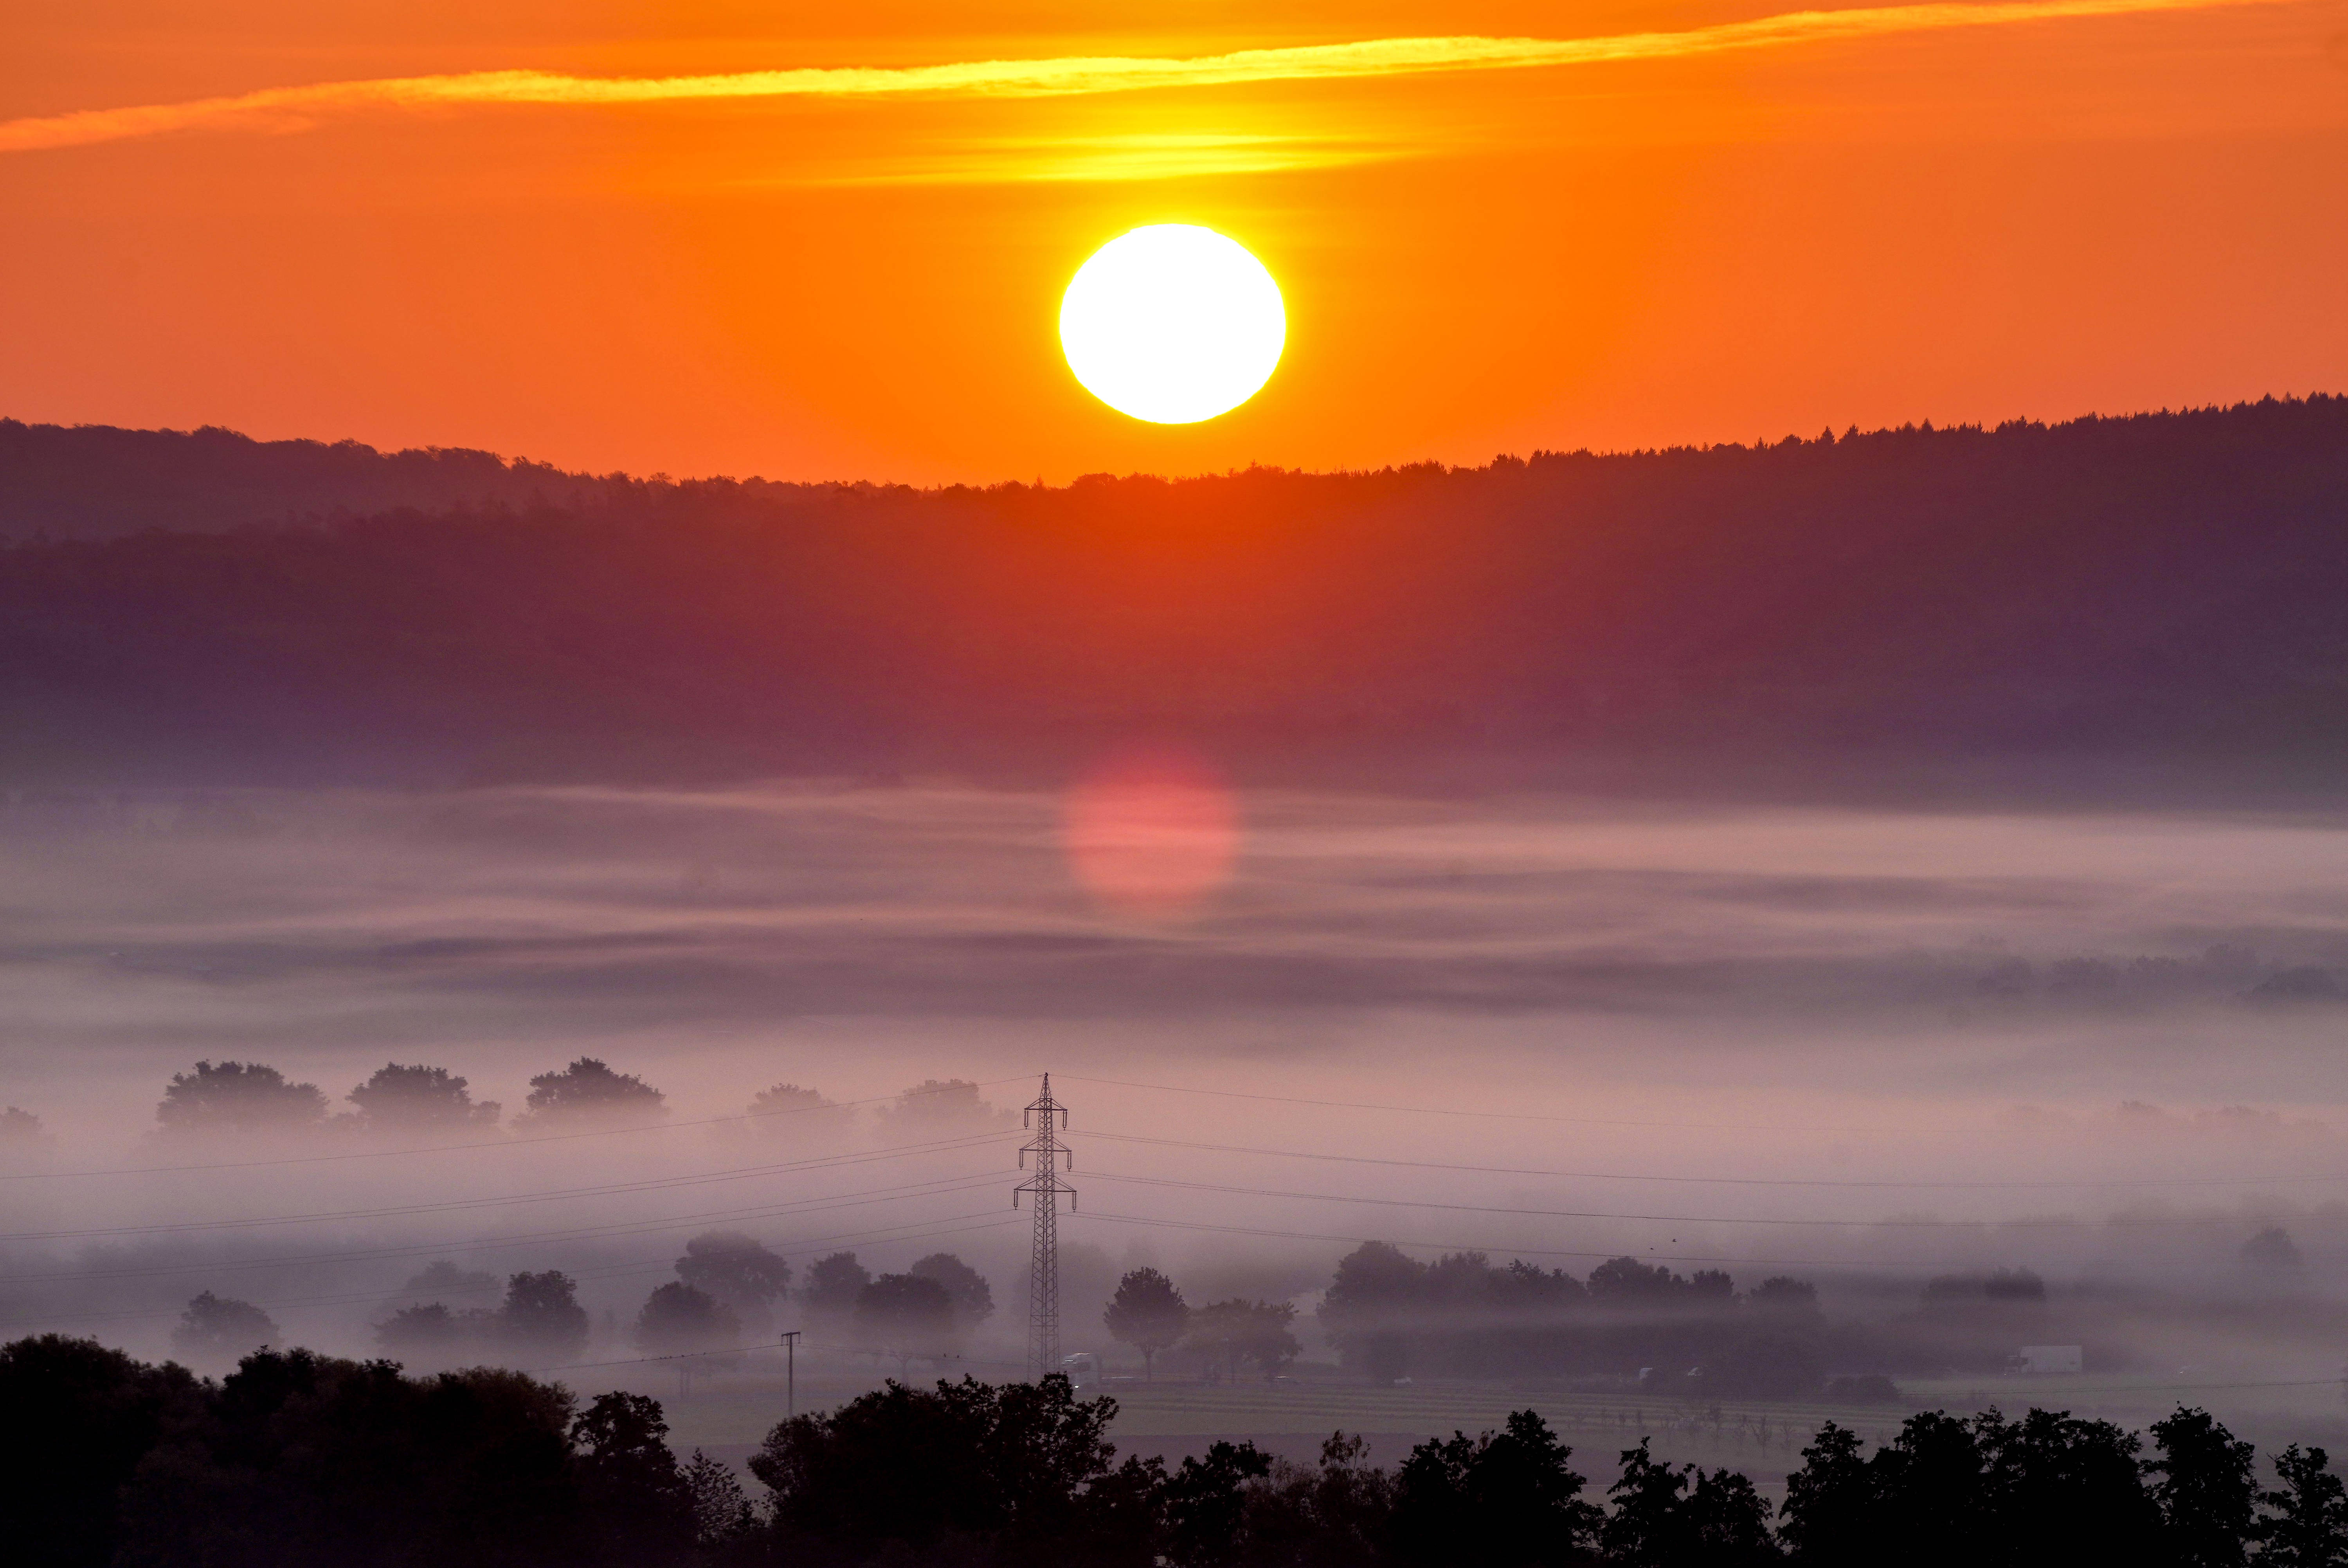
[1060,1352,1101,1388]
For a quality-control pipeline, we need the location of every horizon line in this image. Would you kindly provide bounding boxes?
[8,391,2337,496]
[0,0,2296,155]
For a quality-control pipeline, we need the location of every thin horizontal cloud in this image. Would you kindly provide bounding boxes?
[0,0,2292,155]
[807,132,1404,187]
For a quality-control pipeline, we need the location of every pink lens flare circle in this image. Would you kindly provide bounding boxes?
[1061,747,1240,916]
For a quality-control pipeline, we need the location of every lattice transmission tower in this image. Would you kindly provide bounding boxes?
[1014,1074,1075,1381]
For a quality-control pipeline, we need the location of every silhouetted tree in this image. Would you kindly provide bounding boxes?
[909,1251,996,1334]
[799,1250,870,1334]
[0,1105,43,1140]
[2149,1407,2258,1568]
[1853,1410,1986,1568]
[1779,1422,1871,1566]
[1978,1407,2159,1566]
[2243,1227,2309,1281]
[1160,1439,1273,1567]
[1746,1276,1822,1321]
[571,1390,694,1565]
[1392,1409,1601,1567]
[2262,1445,2348,1568]
[855,1273,957,1371]
[1680,1467,1781,1565]
[1319,1241,1425,1381]
[1240,1430,1399,1568]
[379,1303,466,1361]
[517,1057,665,1129]
[0,1334,203,1568]
[1105,1267,1191,1379]
[1601,1442,1779,1565]
[675,1230,792,1336]
[1602,1440,1692,1566]
[1187,1299,1300,1383]
[749,1373,1156,1560]
[346,1062,500,1132]
[736,1082,851,1146]
[1982,1267,2047,1302]
[113,1350,583,1568]
[634,1283,741,1361]
[501,1270,591,1363]
[747,1081,826,1116]
[171,1291,281,1365]
[682,1448,760,1552]
[155,1060,327,1134]
[869,1078,1017,1139]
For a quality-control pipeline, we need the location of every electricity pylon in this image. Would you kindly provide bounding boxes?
[1014,1074,1075,1382]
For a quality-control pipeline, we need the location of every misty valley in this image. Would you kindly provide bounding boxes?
[8,776,2348,1566]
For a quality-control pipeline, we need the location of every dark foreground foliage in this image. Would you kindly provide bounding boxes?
[7,1332,2346,1567]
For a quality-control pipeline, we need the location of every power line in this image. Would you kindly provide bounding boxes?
[528,1330,1036,1379]
[1079,1128,2348,1192]
[1078,1168,2346,1230]
[0,1131,1017,1243]
[1059,1073,1890,1135]
[1066,1209,2249,1274]
[0,1075,1035,1181]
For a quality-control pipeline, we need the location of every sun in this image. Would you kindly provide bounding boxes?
[1059,225,1285,425]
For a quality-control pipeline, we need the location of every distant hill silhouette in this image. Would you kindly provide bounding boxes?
[0,420,638,540]
[0,397,2343,786]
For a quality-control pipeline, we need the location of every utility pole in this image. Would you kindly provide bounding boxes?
[1014,1075,1075,1382]
[779,1329,801,1419]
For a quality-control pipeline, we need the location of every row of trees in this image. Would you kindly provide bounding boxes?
[0,1060,1010,1142]
[358,1237,997,1372]
[14,1331,2348,1568]
[171,1268,600,1371]
[1102,1267,1302,1381]
[1313,1244,1832,1392]
[1091,1249,1838,1394]
[149,1057,660,1136]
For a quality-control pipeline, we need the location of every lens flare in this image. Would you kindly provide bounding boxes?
[1062,747,1241,916]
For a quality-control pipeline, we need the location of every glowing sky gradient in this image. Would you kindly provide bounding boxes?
[2,0,2343,480]
[0,0,2286,153]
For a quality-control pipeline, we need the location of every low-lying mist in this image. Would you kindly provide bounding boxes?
[5,777,2348,1422]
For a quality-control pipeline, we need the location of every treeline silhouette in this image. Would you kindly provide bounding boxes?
[0,1053,994,1149]
[0,419,769,542]
[1313,1243,1838,1396]
[10,1335,2347,1568]
[3,397,2344,783]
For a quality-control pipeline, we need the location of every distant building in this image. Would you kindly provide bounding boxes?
[2017,1345,2083,1374]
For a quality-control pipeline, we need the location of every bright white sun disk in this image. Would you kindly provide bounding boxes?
[1059,225,1285,424]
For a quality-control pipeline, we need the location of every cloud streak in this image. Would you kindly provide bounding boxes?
[0,0,2291,155]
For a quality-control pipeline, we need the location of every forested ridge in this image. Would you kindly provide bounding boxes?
[2,396,2343,783]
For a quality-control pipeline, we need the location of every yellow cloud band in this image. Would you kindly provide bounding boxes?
[0,0,2292,155]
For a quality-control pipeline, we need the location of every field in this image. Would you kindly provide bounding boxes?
[628,1354,2348,1502]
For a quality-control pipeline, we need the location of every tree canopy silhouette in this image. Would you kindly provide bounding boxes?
[1104,1267,1191,1380]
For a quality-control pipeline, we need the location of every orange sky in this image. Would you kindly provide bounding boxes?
[2,0,2344,483]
